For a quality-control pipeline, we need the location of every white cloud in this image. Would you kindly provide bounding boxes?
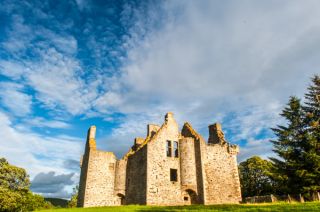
[0,14,98,117]
[0,82,32,116]
[1,15,34,54]
[36,28,78,55]
[0,60,27,80]
[238,138,276,162]
[23,117,71,129]
[25,48,97,115]
[93,92,123,113]
[0,111,82,190]
[94,1,320,161]
[121,1,320,104]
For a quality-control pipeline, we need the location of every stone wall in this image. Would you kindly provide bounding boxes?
[125,145,147,204]
[146,112,183,205]
[82,150,117,207]
[114,159,127,203]
[203,144,241,204]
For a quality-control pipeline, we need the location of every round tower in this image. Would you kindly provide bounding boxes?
[179,137,197,189]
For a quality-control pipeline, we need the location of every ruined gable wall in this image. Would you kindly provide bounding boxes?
[82,150,117,207]
[146,113,183,205]
[125,145,147,204]
[203,144,241,204]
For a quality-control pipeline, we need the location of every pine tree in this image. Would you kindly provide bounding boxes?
[270,96,306,194]
[301,75,320,193]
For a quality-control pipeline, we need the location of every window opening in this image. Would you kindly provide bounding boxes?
[166,140,172,157]
[170,169,177,182]
[174,141,179,157]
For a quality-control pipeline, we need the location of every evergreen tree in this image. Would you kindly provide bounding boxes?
[270,75,320,196]
[270,96,306,194]
[302,75,320,193]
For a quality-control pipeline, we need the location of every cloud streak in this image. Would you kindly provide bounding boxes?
[0,82,32,116]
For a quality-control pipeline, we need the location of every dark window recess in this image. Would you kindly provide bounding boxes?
[174,141,179,157]
[170,169,178,182]
[166,140,172,157]
[184,196,189,201]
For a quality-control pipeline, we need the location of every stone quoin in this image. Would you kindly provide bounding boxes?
[77,112,241,207]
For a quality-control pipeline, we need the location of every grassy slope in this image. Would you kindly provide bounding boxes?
[38,202,320,212]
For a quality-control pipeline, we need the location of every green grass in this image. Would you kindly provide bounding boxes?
[38,202,320,212]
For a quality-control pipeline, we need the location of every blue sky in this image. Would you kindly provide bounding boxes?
[0,0,319,198]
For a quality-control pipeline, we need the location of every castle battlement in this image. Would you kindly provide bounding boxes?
[77,112,241,207]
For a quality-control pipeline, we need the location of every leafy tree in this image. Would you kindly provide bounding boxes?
[0,158,30,192]
[0,158,52,211]
[239,156,275,197]
[68,186,78,208]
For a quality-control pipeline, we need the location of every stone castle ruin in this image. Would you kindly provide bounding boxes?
[77,112,241,207]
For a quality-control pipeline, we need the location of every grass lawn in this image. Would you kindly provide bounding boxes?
[38,202,320,211]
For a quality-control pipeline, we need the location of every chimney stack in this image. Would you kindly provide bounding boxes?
[208,123,226,145]
[86,125,97,150]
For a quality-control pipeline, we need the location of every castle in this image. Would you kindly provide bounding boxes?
[77,112,241,207]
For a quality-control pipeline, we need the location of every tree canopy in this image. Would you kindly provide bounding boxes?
[0,158,52,211]
[239,156,274,197]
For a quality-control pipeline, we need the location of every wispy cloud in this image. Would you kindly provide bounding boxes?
[0,82,32,116]
[23,117,71,129]
[0,110,82,181]
[90,0,320,163]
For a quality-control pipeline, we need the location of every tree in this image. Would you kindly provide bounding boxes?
[302,75,320,193]
[68,186,78,208]
[0,158,30,192]
[270,75,320,195]
[239,156,275,197]
[0,158,52,211]
[270,96,306,194]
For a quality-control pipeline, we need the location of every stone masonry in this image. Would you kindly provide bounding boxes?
[77,112,241,207]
